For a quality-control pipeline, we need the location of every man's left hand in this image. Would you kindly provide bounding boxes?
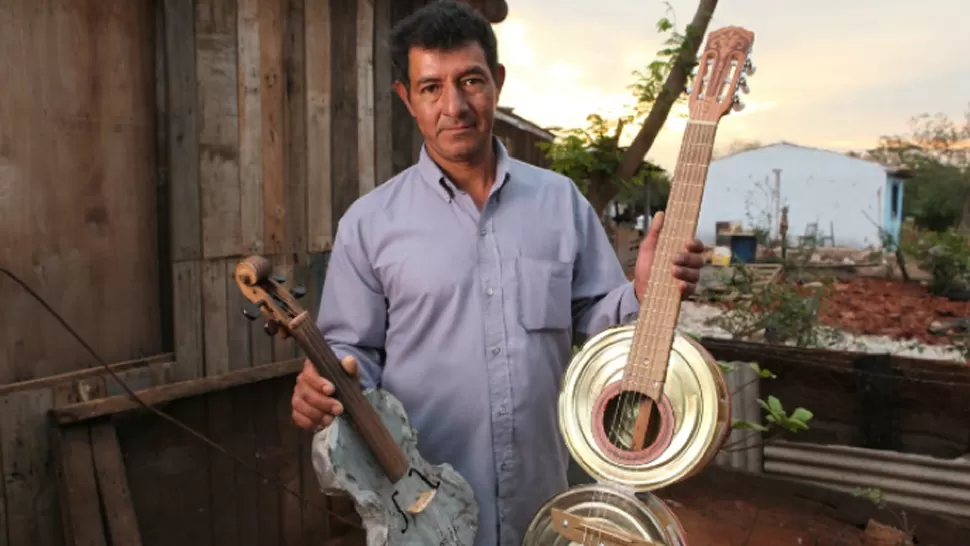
[633,211,706,301]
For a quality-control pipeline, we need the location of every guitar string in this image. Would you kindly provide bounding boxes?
[582,123,699,546]
[0,266,365,530]
[585,121,714,546]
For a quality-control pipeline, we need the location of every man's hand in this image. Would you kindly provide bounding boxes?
[291,355,359,431]
[634,211,706,301]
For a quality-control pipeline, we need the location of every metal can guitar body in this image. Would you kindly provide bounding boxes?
[559,324,732,492]
[522,483,687,546]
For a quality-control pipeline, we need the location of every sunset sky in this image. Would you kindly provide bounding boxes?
[492,0,970,171]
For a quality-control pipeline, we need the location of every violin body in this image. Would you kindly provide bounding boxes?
[312,388,479,546]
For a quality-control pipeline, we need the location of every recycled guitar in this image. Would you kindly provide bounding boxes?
[523,26,757,546]
[234,255,478,545]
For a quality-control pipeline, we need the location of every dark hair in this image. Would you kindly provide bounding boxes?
[389,0,499,86]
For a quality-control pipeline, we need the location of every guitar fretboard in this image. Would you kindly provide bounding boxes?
[622,121,718,399]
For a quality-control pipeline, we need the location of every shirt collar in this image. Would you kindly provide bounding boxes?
[416,136,512,202]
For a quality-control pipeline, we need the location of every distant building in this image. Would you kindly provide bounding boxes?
[492,106,555,167]
[696,142,910,249]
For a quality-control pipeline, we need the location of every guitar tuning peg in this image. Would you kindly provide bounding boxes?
[242,301,261,321]
[271,274,286,284]
[743,58,756,76]
[738,76,750,94]
[732,96,746,112]
[290,285,307,299]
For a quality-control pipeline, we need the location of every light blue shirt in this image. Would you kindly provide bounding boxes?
[316,138,640,546]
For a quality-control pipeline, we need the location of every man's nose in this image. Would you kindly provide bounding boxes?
[441,84,469,118]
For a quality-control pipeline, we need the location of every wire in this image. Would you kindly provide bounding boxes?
[0,266,362,530]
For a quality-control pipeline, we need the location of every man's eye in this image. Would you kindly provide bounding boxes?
[421,84,439,94]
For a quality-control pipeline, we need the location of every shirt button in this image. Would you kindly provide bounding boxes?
[479,228,487,236]
[500,462,508,471]
[486,287,495,296]
[498,405,507,415]
[492,346,501,355]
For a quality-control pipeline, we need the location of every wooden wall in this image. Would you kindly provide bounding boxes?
[0,0,427,544]
[163,0,427,385]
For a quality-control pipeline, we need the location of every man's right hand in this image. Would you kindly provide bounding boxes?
[291,355,359,431]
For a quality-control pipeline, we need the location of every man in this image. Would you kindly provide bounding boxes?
[290,1,705,545]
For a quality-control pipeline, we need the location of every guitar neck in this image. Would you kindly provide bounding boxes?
[291,319,410,483]
[624,121,718,399]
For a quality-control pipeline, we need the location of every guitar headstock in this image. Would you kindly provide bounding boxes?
[234,256,310,339]
[687,26,756,124]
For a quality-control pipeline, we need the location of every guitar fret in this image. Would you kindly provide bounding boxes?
[624,121,718,398]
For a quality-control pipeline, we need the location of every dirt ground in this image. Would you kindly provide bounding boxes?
[667,490,865,546]
[810,277,970,346]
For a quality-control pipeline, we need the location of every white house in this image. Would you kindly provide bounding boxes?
[695,142,909,249]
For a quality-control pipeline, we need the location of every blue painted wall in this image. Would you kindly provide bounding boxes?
[882,175,905,245]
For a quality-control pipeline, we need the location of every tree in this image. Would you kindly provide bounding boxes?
[864,105,970,232]
[539,0,720,220]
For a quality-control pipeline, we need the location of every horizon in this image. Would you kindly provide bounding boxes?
[492,0,969,172]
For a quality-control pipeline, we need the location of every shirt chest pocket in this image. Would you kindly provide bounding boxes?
[515,256,573,331]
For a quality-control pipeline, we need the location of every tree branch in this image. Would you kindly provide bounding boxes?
[616,0,719,182]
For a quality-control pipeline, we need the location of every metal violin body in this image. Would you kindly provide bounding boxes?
[524,25,758,546]
[234,256,478,545]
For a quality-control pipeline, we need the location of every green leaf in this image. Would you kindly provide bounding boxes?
[789,407,814,424]
[767,395,784,415]
[747,362,777,379]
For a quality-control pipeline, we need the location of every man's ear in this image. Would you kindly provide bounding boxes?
[493,63,507,96]
[393,81,415,117]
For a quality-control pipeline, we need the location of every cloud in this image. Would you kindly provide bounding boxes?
[492,0,970,171]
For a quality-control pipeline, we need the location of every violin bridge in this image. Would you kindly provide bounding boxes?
[550,508,660,546]
[407,489,437,515]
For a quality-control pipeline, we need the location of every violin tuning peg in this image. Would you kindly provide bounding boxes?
[264,320,280,337]
[242,301,261,321]
[271,274,286,284]
[290,285,307,299]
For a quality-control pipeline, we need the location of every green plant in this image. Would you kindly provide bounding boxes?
[703,264,845,348]
[901,228,970,296]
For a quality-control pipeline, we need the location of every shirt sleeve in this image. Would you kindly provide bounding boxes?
[314,215,387,390]
[570,191,641,343]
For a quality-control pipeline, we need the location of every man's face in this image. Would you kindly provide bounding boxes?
[395,41,505,163]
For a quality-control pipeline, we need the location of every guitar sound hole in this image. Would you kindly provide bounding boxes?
[591,383,675,464]
[601,391,662,452]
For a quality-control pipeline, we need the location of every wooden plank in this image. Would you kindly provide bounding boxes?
[52,358,305,425]
[261,0,286,254]
[202,259,231,377]
[165,0,203,261]
[206,388,239,546]
[0,354,172,397]
[373,0,393,185]
[272,254,300,360]
[226,259,255,372]
[52,424,106,546]
[0,0,162,382]
[305,0,333,251]
[0,389,57,546]
[172,261,204,382]
[284,0,308,253]
[253,380,282,543]
[197,0,243,258]
[116,396,212,546]
[330,0,360,226]
[389,0,417,175]
[89,422,142,546]
[155,0,175,351]
[238,0,264,254]
[357,0,376,196]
